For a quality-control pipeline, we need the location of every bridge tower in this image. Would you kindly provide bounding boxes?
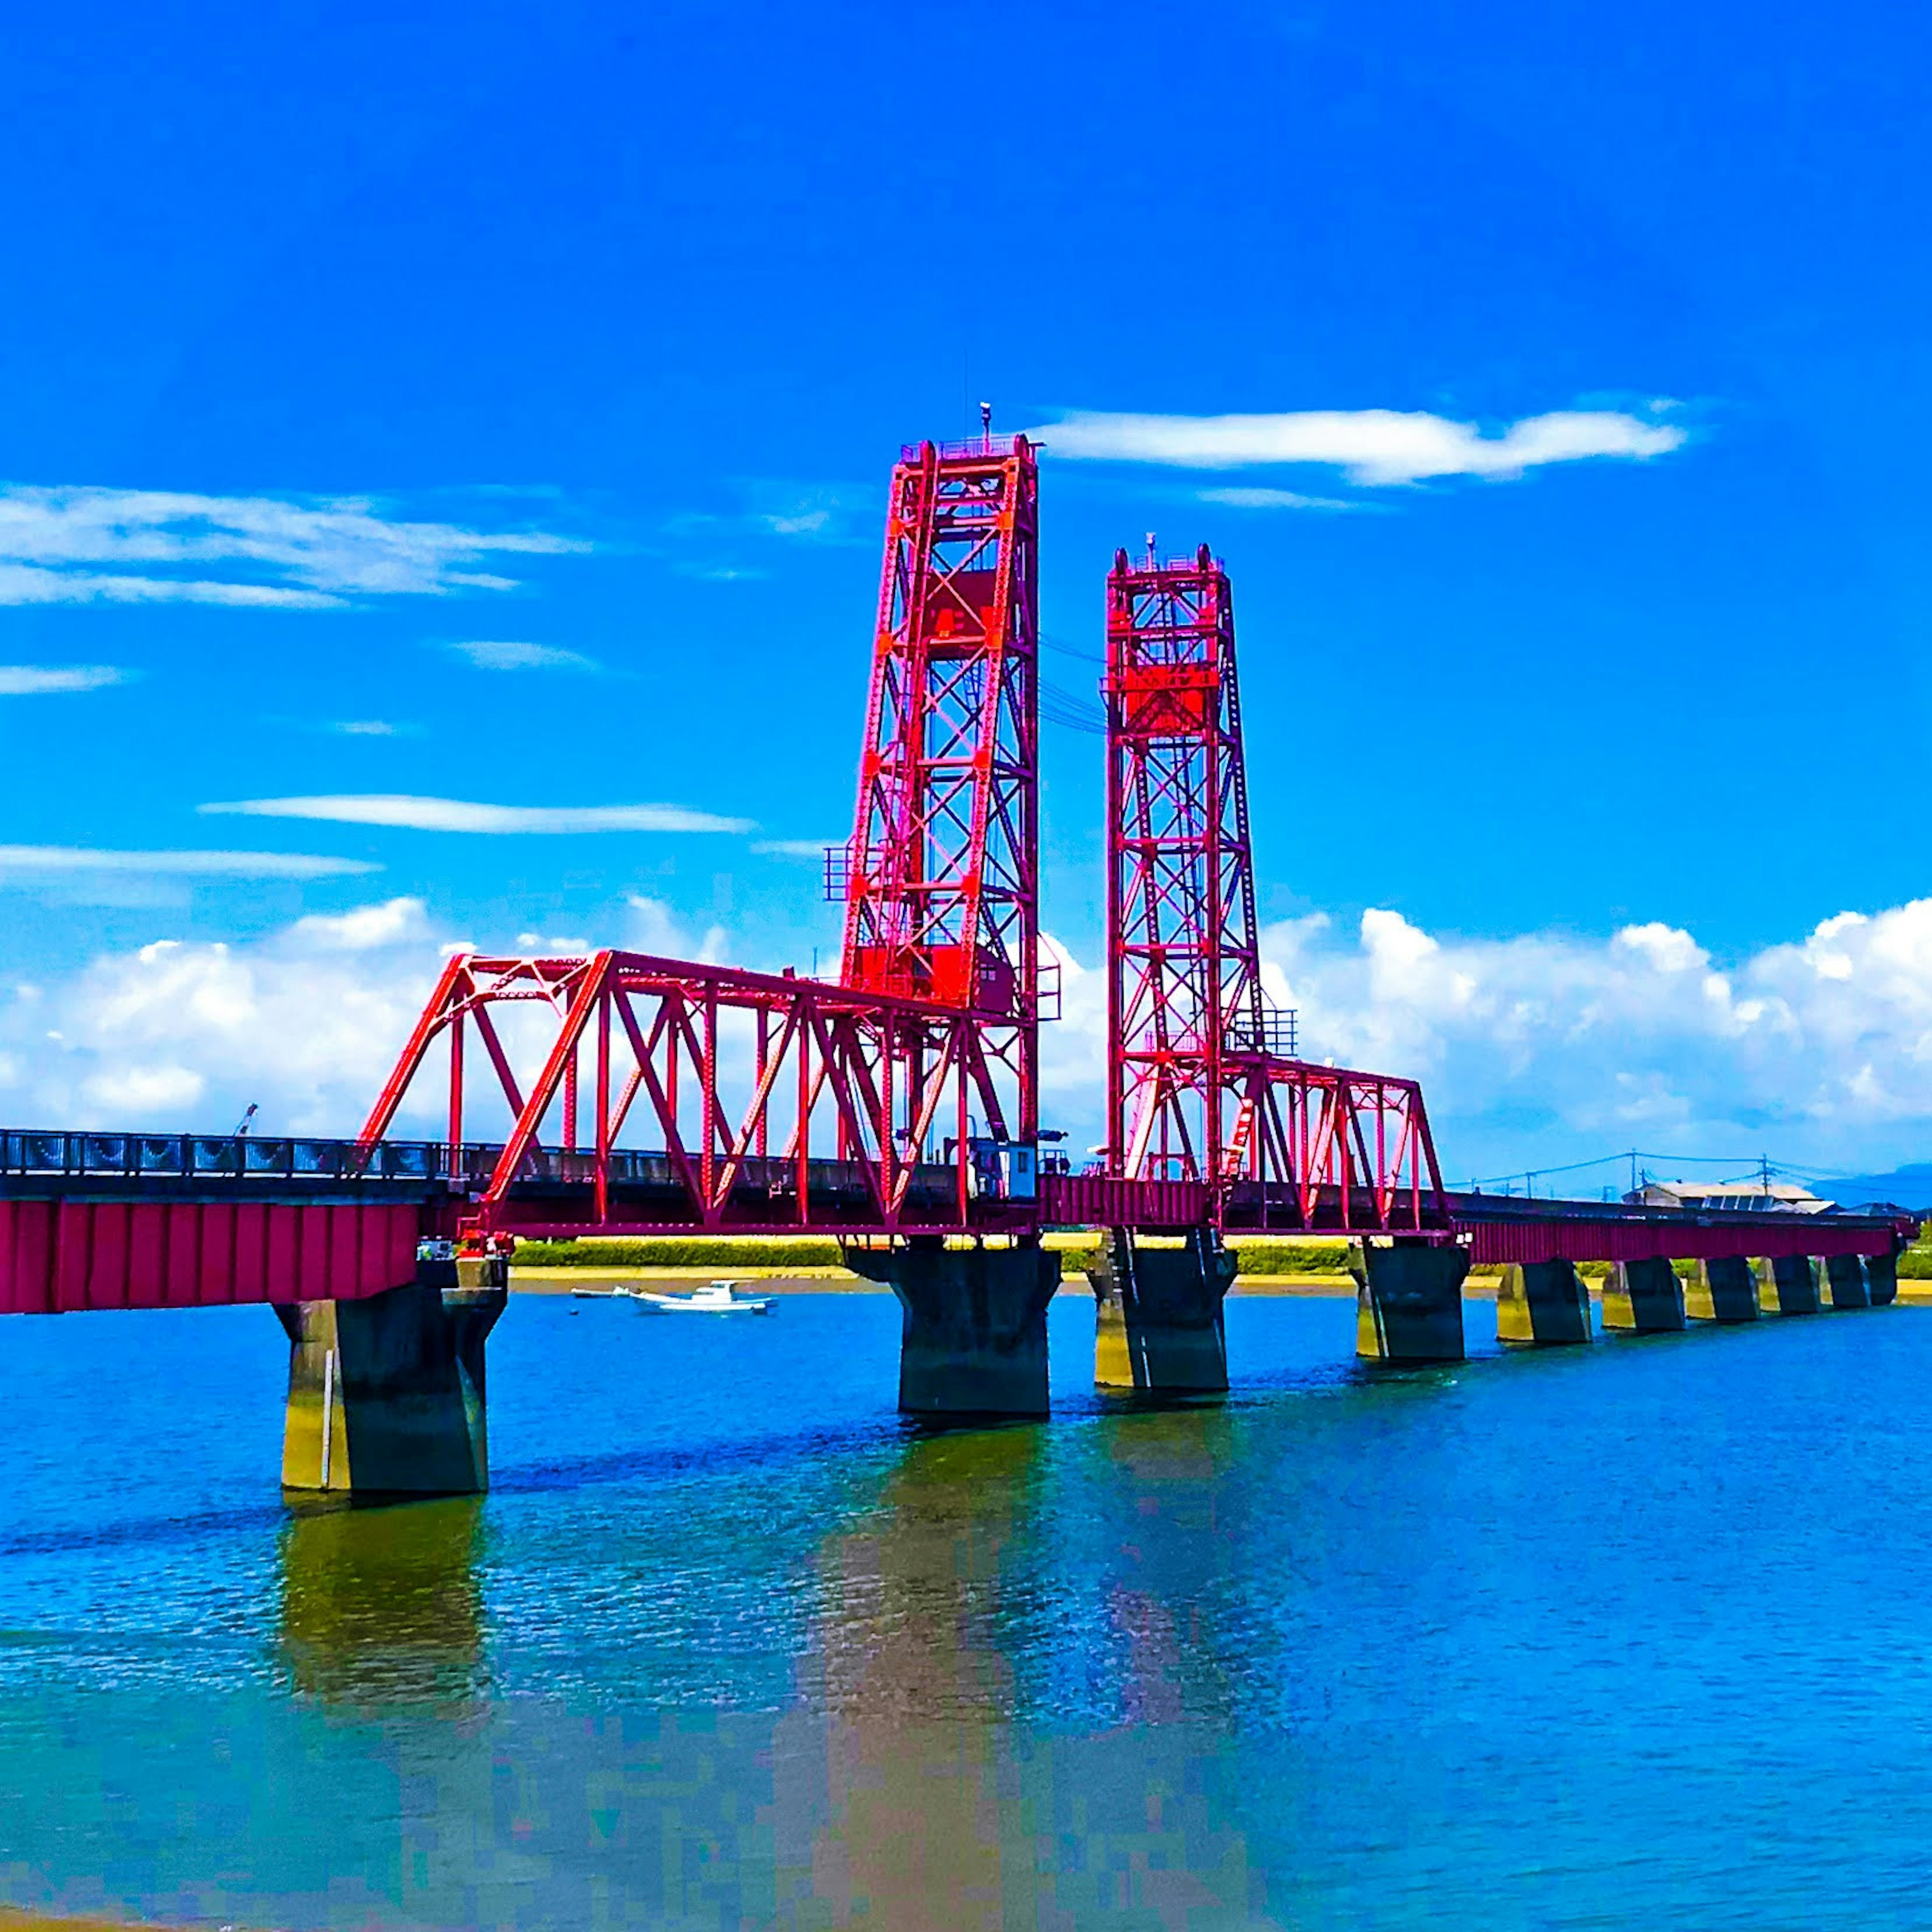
[835,434,1041,1151]
[1104,540,1282,1189]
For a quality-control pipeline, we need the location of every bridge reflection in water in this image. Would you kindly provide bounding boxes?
[779,1419,1262,1928]
[277,1496,487,1709]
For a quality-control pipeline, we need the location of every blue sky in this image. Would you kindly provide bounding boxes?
[2,0,1928,1181]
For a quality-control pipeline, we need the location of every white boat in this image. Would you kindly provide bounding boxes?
[633,1279,776,1315]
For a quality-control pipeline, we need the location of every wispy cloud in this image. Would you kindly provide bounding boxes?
[751,838,837,858]
[199,795,756,834]
[1025,408,1686,484]
[1197,487,1369,513]
[0,845,378,878]
[328,719,417,737]
[0,664,129,694]
[0,485,588,608]
[658,481,876,580]
[446,639,601,672]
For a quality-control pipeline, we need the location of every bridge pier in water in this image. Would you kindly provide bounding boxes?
[278,1255,507,1501]
[1353,1238,1469,1363]
[1686,1255,1760,1324]
[1755,1253,1820,1316]
[1822,1253,1872,1309]
[1867,1252,1899,1306]
[846,1237,1059,1419]
[1495,1259,1592,1346]
[1086,1227,1234,1394]
[1601,1257,1687,1332]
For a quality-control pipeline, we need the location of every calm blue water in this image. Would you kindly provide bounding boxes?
[2,1291,1930,1929]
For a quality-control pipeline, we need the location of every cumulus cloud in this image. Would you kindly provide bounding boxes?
[198,795,756,835]
[1249,899,1932,1176]
[0,665,129,694]
[446,639,601,673]
[0,845,377,879]
[0,485,587,608]
[1027,407,1686,484]
[0,896,745,1135]
[16,885,1931,1181]
[5,905,447,1132]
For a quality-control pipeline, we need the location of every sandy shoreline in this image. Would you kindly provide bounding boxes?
[511,1266,1501,1300]
[514,1266,1932,1305]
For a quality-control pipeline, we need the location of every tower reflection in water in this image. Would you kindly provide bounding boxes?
[789,1414,1263,1929]
[276,1496,487,1709]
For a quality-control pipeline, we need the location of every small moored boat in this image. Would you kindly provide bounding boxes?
[634,1279,776,1315]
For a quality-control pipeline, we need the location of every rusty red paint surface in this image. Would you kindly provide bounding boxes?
[0,1200,422,1315]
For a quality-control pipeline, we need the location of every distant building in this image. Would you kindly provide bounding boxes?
[1624,1179,1831,1215]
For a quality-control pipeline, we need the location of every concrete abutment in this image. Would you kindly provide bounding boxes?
[1085,1228,1235,1394]
[845,1237,1059,1419]
[1352,1239,1469,1363]
[278,1256,507,1501]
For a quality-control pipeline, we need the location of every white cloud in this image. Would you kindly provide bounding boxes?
[1029,895,1932,1178]
[0,845,377,879]
[0,665,129,694]
[23,883,1932,1183]
[0,896,747,1135]
[625,895,728,963]
[446,639,601,673]
[329,719,412,737]
[1026,408,1686,484]
[751,838,837,859]
[198,795,756,835]
[0,485,587,608]
[1251,898,1932,1175]
[284,898,432,951]
[0,565,333,609]
[1196,488,1365,513]
[9,911,451,1133]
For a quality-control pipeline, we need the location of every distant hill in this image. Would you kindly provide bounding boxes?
[1812,1164,1932,1211]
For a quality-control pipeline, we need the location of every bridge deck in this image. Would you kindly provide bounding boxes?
[0,1131,1908,1313]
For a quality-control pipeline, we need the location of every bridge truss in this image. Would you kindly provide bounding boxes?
[357,437,1045,1242]
[1103,543,1451,1237]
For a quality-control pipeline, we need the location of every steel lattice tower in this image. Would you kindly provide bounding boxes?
[1105,541,1283,1183]
[836,434,1040,1142]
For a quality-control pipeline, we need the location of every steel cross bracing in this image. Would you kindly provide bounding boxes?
[1105,542,1269,1185]
[835,435,1041,1147]
[354,951,1036,1239]
[1103,542,1451,1236]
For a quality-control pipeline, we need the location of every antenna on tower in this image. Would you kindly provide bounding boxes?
[1144,531,1158,567]
[979,400,992,449]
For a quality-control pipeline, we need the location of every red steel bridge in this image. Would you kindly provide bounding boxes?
[0,431,1910,1319]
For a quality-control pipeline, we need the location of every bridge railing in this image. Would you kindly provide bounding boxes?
[0,1131,459,1184]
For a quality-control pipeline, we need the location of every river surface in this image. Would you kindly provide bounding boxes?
[1,1292,1929,1929]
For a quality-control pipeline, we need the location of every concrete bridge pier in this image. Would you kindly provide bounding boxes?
[1085,1227,1234,1394]
[1353,1238,1469,1363]
[1495,1259,1592,1346]
[278,1254,507,1501]
[1755,1254,1820,1316]
[1686,1255,1760,1324]
[1601,1257,1687,1332]
[1822,1253,1872,1309]
[1866,1251,1899,1306]
[846,1237,1059,1419]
